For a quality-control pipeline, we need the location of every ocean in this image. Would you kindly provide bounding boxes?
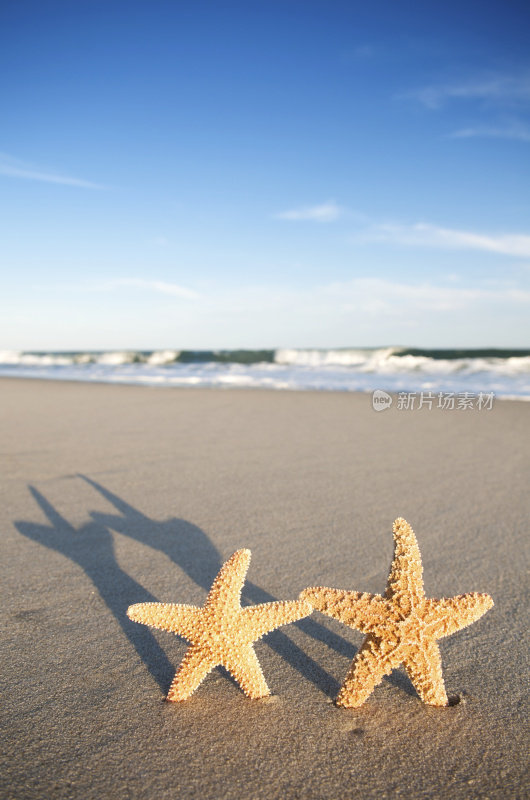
[1,347,529,399]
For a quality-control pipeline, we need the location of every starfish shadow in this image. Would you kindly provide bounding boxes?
[80,474,344,697]
[384,670,417,697]
[14,487,175,692]
[15,475,359,698]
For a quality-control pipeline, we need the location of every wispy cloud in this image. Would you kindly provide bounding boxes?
[50,278,200,299]
[23,274,530,348]
[449,121,530,142]
[344,44,377,61]
[188,278,530,346]
[60,274,530,313]
[274,197,530,259]
[196,276,530,317]
[406,71,530,110]
[352,44,376,59]
[276,200,530,259]
[275,201,344,222]
[0,152,104,189]
[105,278,200,299]
[361,222,530,259]
[325,277,530,314]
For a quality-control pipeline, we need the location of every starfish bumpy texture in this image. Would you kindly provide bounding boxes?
[128,549,311,701]
[300,518,493,707]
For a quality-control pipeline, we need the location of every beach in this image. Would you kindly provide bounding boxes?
[1,377,528,799]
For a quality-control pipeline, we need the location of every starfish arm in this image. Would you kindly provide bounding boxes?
[166,645,216,702]
[127,602,200,639]
[300,587,390,635]
[424,593,494,639]
[385,518,425,608]
[402,638,448,706]
[337,633,402,708]
[222,644,271,699]
[241,599,312,640]
[204,549,251,611]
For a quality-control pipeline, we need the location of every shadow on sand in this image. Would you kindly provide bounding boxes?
[14,474,415,699]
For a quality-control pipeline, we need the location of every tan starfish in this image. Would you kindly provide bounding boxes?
[300,518,493,707]
[128,549,312,701]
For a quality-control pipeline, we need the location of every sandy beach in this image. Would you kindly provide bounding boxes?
[1,378,528,800]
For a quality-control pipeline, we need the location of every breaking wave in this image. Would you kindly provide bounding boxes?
[0,347,529,397]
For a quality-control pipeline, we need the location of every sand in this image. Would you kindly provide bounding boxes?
[1,378,528,800]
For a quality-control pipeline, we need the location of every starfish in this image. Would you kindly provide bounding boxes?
[128,549,312,701]
[300,518,493,707]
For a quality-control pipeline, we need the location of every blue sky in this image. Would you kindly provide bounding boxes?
[1,0,529,350]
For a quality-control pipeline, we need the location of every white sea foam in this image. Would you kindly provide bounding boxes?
[0,348,529,397]
[0,349,181,366]
[146,349,180,365]
[274,348,530,376]
[274,347,398,367]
